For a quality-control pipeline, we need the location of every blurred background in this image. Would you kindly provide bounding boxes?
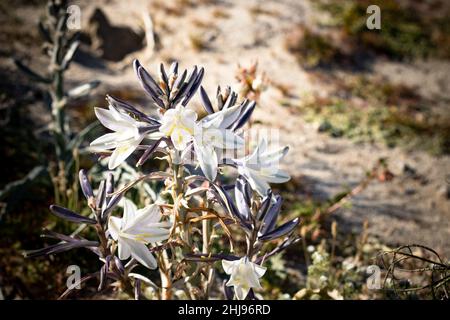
[0,0,449,299]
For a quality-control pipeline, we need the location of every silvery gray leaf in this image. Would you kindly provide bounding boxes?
[173,66,197,105]
[114,256,125,275]
[258,218,300,241]
[256,190,273,221]
[103,193,123,217]
[259,194,281,234]
[159,63,168,86]
[235,177,251,220]
[172,69,187,92]
[137,66,165,108]
[106,94,159,125]
[95,180,106,210]
[79,169,94,200]
[211,184,250,229]
[137,138,162,166]
[67,80,100,99]
[200,86,214,114]
[24,240,99,258]
[98,263,107,291]
[169,61,178,77]
[61,40,79,70]
[231,101,256,131]
[255,236,300,263]
[181,67,204,106]
[41,229,100,256]
[222,91,237,110]
[223,281,234,300]
[105,173,114,202]
[50,205,97,225]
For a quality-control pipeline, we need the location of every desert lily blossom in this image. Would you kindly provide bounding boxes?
[222,257,266,300]
[193,105,244,181]
[159,104,197,151]
[90,105,153,170]
[235,138,290,196]
[108,199,171,269]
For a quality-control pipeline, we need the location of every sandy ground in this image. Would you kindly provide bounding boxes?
[3,0,450,256]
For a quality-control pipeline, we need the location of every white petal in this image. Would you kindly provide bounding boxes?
[234,285,250,300]
[253,263,267,278]
[195,142,218,181]
[171,128,192,151]
[122,199,138,229]
[136,204,161,223]
[108,216,122,241]
[183,107,198,122]
[90,132,120,149]
[95,107,131,132]
[108,137,143,169]
[260,146,289,165]
[118,239,131,260]
[222,259,238,275]
[109,104,137,124]
[220,130,244,149]
[243,168,270,196]
[266,170,291,183]
[127,240,158,269]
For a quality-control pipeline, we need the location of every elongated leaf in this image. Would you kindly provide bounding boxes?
[172,69,187,92]
[222,91,237,110]
[159,63,168,87]
[256,236,301,264]
[14,59,51,83]
[259,194,281,234]
[79,169,94,200]
[95,180,106,210]
[106,94,159,124]
[67,80,100,99]
[235,177,251,220]
[24,240,99,258]
[136,138,162,166]
[169,61,178,76]
[181,67,204,106]
[258,218,300,241]
[223,281,234,300]
[232,101,256,131]
[256,190,272,221]
[114,256,125,275]
[41,229,100,256]
[61,40,80,70]
[102,193,122,217]
[200,86,214,114]
[172,66,197,105]
[49,205,97,224]
[105,173,114,202]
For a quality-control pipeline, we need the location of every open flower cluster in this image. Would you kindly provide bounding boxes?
[27,60,300,300]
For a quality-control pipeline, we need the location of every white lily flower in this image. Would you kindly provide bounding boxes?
[193,105,244,181]
[222,257,266,300]
[90,105,149,170]
[108,199,171,269]
[235,138,290,196]
[159,105,197,151]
